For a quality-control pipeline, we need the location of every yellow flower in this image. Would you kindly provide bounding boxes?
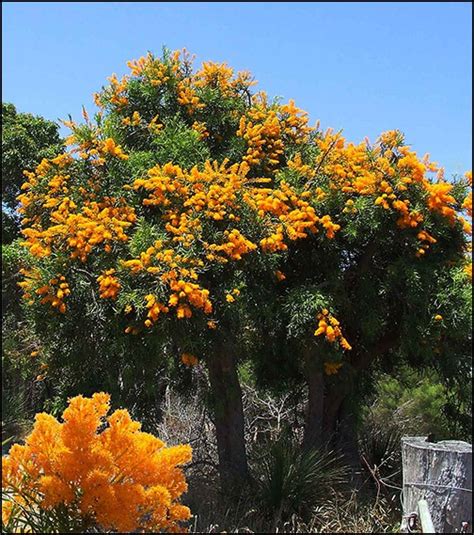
[275,270,286,281]
[225,294,235,303]
[434,314,443,321]
[324,362,343,376]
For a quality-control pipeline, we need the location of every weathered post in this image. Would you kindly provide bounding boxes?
[401,436,472,533]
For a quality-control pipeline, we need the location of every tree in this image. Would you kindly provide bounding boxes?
[2,103,62,243]
[15,49,472,490]
[269,131,472,458]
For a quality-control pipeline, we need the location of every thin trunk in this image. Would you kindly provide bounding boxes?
[302,348,325,451]
[336,396,363,487]
[207,347,249,494]
[322,387,345,441]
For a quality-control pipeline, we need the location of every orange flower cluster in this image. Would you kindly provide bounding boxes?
[191,120,209,139]
[425,182,457,224]
[99,138,129,160]
[416,230,438,258]
[127,52,172,85]
[17,267,42,306]
[207,229,257,261]
[134,160,249,223]
[64,120,128,164]
[314,309,352,351]
[133,162,189,208]
[122,111,142,127]
[108,51,256,118]
[168,280,213,319]
[177,81,205,114]
[193,61,256,96]
[245,181,340,251]
[18,270,70,313]
[288,152,315,179]
[465,263,472,281]
[97,269,121,299]
[27,275,70,314]
[124,51,255,103]
[144,294,170,326]
[279,99,314,145]
[237,95,313,170]
[181,353,199,366]
[462,171,472,218]
[18,151,137,264]
[317,128,470,254]
[95,73,129,109]
[237,104,284,169]
[2,393,192,533]
[121,240,211,327]
[21,198,136,262]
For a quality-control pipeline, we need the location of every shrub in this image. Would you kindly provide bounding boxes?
[2,392,192,533]
[365,366,462,439]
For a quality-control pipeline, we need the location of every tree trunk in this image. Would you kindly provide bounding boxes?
[336,396,363,487]
[207,347,249,494]
[302,329,401,461]
[302,348,325,451]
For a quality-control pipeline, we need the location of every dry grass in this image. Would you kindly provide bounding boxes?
[151,381,401,533]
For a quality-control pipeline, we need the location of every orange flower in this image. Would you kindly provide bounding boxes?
[1,393,192,533]
[181,353,198,367]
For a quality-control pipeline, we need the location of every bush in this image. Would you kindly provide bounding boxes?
[365,366,461,439]
[2,393,192,533]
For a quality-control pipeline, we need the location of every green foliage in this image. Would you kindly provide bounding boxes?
[284,286,331,339]
[2,103,62,242]
[151,116,210,168]
[363,365,467,441]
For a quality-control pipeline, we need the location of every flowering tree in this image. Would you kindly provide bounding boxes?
[266,132,472,454]
[16,49,472,489]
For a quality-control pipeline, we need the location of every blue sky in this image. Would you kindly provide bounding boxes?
[2,2,472,176]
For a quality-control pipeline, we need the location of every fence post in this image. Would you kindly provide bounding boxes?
[401,436,472,533]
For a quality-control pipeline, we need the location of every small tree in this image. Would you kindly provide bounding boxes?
[16,49,338,490]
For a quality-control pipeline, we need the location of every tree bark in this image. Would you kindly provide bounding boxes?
[207,345,249,494]
[302,347,325,451]
[336,395,363,487]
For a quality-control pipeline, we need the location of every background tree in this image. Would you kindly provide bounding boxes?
[2,102,62,243]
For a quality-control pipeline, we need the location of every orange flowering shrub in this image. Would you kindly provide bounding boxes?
[2,393,192,533]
